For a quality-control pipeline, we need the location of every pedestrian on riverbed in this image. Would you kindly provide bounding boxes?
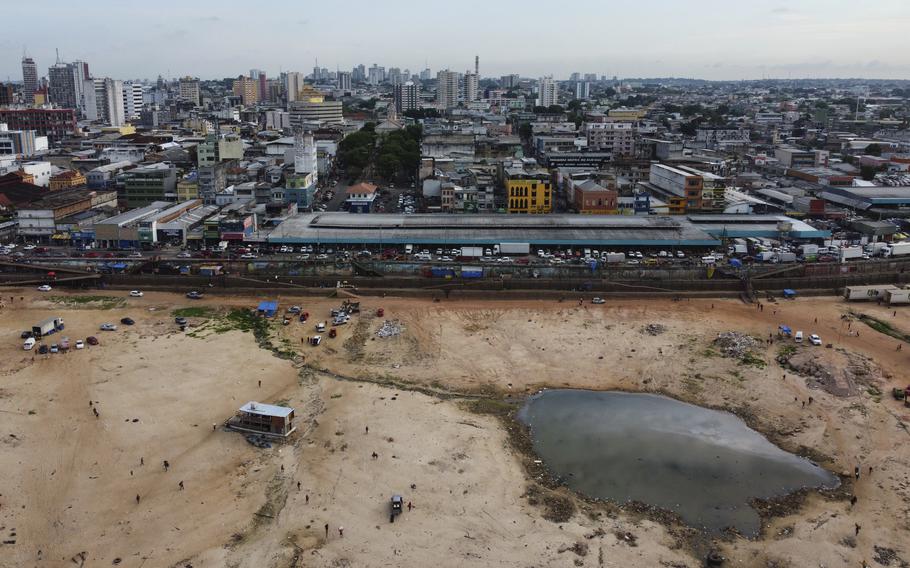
[164,460,170,472]
[855,523,861,536]
[854,466,860,480]
[324,523,329,538]
[850,495,857,507]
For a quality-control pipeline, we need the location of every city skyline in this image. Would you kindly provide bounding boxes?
[2,0,910,82]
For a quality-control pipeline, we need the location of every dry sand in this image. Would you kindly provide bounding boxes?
[0,289,908,567]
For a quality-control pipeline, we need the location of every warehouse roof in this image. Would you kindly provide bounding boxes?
[269,213,720,247]
[239,401,294,418]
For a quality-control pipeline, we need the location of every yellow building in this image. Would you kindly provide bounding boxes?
[506,179,552,214]
[232,77,259,105]
[49,170,86,191]
[101,125,136,135]
[608,107,647,120]
[177,179,199,201]
[296,85,325,103]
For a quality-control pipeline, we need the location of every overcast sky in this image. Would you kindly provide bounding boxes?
[2,0,909,82]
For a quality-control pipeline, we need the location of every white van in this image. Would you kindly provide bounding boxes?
[794,331,804,342]
[23,337,36,350]
[404,244,414,254]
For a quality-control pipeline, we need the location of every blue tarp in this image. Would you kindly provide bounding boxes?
[783,289,797,297]
[779,325,792,334]
[729,258,743,268]
[257,301,278,317]
[462,268,483,278]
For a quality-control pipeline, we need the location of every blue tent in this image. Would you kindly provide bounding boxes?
[783,289,797,298]
[257,300,278,318]
[729,258,743,268]
[779,325,792,336]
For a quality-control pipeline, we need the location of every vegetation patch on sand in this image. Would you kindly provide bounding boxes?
[47,295,125,309]
[172,306,217,319]
[853,312,910,343]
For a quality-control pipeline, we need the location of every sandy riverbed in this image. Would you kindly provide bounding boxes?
[1,289,908,567]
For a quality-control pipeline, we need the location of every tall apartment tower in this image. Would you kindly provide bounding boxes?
[294,128,317,177]
[537,76,558,108]
[94,78,125,126]
[21,56,38,104]
[394,81,418,113]
[122,81,144,119]
[178,76,200,105]
[463,73,478,102]
[436,70,460,109]
[337,72,352,92]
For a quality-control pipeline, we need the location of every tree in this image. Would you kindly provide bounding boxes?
[518,123,532,140]
[865,143,882,156]
[860,165,877,181]
[547,104,564,114]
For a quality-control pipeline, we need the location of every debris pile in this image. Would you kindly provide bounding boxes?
[245,434,272,449]
[713,332,760,359]
[643,323,667,336]
[377,320,403,338]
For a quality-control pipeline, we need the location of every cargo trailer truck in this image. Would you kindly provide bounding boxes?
[499,243,530,255]
[883,242,910,258]
[839,246,864,262]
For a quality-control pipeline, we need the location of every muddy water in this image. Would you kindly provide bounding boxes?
[517,390,839,535]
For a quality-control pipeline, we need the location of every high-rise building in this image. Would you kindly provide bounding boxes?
[233,76,259,105]
[394,81,418,113]
[420,68,431,81]
[337,72,352,92]
[122,82,144,119]
[48,62,78,110]
[463,73,478,102]
[94,78,125,126]
[289,86,343,126]
[501,74,521,89]
[257,72,267,101]
[388,68,402,85]
[584,73,598,82]
[537,76,558,108]
[574,81,590,101]
[0,83,14,105]
[436,70,460,109]
[368,64,385,85]
[285,72,304,102]
[21,57,38,104]
[353,64,366,83]
[178,76,200,105]
[569,72,580,82]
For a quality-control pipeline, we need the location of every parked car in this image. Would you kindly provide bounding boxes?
[75,339,85,350]
[60,337,70,349]
[23,337,36,350]
[809,334,822,346]
[38,344,49,354]
[240,253,258,259]
[120,317,135,325]
[592,297,606,304]
[175,317,188,325]
[37,284,52,292]
[186,291,203,299]
[20,330,33,339]
[129,290,144,297]
[287,306,302,314]
[86,336,99,346]
[99,323,117,331]
[50,344,59,353]
[176,252,192,258]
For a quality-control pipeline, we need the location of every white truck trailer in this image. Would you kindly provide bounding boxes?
[883,242,910,258]
[499,243,531,255]
[839,246,864,262]
[843,285,900,301]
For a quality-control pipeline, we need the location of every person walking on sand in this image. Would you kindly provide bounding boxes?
[305,494,309,504]
[854,466,860,480]
[850,495,858,507]
[164,460,170,472]
[407,501,412,511]
[338,526,344,537]
[179,480,184,490]
[135,494,141,504]
[93,407,99,418]
[855,523,861,536]
[324,523,329,538]
[258,379,261,388]
[297,481,301,491]
[140,457,144,466]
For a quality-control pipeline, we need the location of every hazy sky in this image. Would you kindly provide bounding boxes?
[2,0,909,82]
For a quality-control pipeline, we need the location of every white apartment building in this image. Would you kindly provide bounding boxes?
[285,72,304,102]
[437,70,461,109]
[537,76,558,107]
[584,122,636,157]
[94,78,125,127]
[464,73,478,102]
[122,81,144,119]
[178,77,200,105]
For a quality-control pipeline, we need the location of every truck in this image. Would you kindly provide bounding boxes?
[757,251,775,262]
[460,246,484,258]
[883,242,910,258]
[728,243,748,255]
[499,242,530,255]
[799,244,819,260]
[603,252,626,264]
[843,285,900,301]
[777,251,797,263]
[864,242,889,256]
[839,246,864,262]
[32,317,64,338]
